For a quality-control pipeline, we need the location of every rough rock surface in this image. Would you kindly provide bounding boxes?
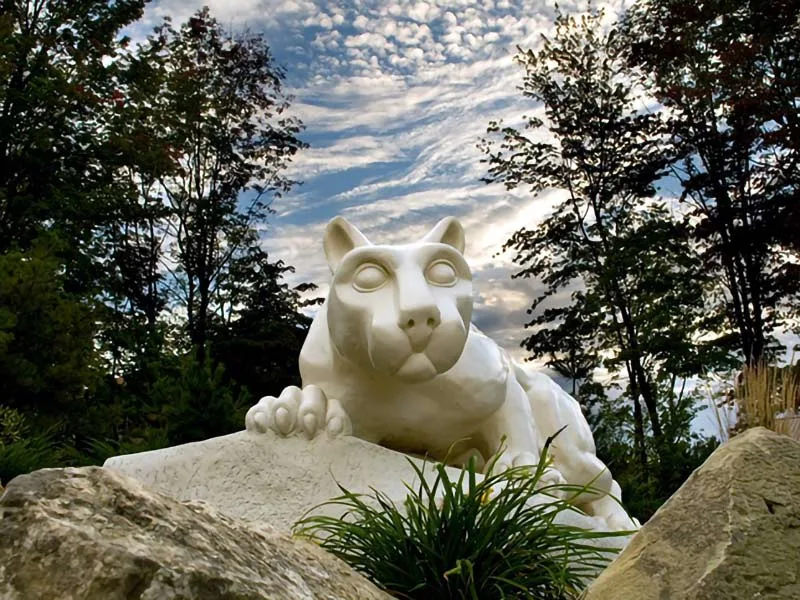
[0,467,391,600]
[584,427,800,600]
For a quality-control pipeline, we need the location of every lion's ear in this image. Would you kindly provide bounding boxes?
[324,216,371,273]
[421,217,465,254]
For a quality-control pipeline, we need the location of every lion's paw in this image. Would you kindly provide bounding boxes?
[584,493,640,531]
[493,450,537,474]
[492,450,569,498]
[245,384,352,439]
[539,466,568,488]
[605,511,640,532]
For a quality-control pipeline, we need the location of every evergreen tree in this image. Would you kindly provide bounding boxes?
[209,249,317,400]
[0,241,97,427]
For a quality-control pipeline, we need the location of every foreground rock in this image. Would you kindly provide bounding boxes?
[0,467,390,600]
[584,427,800,600]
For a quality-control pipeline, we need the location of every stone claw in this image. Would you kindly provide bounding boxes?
[245,385,352,439]
[490,450,569,499]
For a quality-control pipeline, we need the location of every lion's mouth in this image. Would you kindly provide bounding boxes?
[394,352,438,382]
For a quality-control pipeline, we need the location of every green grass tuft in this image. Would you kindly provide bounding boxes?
[294,433,630,599]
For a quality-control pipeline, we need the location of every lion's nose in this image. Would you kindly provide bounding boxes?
[399,305,441,331]
[398,305,441,350]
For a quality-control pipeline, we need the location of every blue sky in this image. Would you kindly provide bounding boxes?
[131,0,740,436]
[135,0,631,364]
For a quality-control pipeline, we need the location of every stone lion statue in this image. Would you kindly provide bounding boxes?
[246,216,636,530]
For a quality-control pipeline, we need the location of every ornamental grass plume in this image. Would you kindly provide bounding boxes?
[294,432,630,600]
[735,360,800,439]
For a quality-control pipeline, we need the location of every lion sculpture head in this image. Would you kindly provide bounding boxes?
[323,216,474,383]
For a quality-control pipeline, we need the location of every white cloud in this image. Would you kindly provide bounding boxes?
[407,2,434,22]
[304,13,334,28]
[142,0,634,359]
[353,14,369,29]
[289,135,402,178]
[144,0,317,28]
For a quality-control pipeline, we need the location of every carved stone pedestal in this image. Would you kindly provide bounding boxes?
[104,430,630,549]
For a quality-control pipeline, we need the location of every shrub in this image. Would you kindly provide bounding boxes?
[0,406,63,486]
[295,435,630,599]
[0,405,27,446]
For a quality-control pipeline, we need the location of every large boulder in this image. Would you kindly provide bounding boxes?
[584,427,800,600]
[104,430,447,533]
[0,466,390,600]
[103,430,628,543]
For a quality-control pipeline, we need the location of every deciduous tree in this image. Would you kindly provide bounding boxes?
[130,8,308,361]
[623,0,800,364]
[481,11,731,514]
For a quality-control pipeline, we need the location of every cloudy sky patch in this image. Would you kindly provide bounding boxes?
[140,0,627,364]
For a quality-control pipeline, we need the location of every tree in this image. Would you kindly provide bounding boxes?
[623,0,800,365]
[0,3,315,471]
[99,51,173,380]
[480,10,731,513]
[0,0,146,258]
[0,240,98,430]
[540,309,601,399]
[209,249,317,400]
[127,8,308,362]
[0,0,146,446]
[71,8,315,456]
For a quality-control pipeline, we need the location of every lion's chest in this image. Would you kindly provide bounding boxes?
[353,379,501,442]
[306,328,512,455]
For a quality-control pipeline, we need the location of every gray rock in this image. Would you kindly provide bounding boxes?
[0,467,391,600]
[584,427,800,600]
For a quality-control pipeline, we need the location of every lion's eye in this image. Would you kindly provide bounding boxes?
[426,260,458,287]
[353,264,388,292]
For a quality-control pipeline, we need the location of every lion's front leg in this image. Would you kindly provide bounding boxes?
[475,376,568,492]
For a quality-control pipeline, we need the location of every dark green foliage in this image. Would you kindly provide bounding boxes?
[579,380,718,521]
[74,350,247,461]
[0,3,311,476]
[148,349,251,446]
[0,429,63,487]
[296,438,629,599]
[210,251,317,397]
[0,406,62,486]
[0,241,98,424]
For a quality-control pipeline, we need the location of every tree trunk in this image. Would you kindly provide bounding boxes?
[626,361,649,476]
